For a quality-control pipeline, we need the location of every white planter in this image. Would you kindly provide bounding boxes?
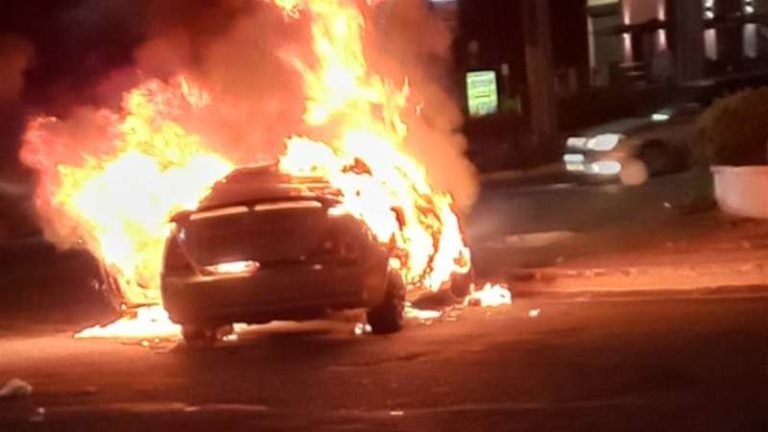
[711,165,768,219]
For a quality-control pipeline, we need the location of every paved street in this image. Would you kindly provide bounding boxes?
[1,169,766,431]
[1,294,766,431]
[471,168,712,241]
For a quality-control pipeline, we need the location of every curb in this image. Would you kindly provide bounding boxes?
[507,260,768,293]
[512,285,768,301]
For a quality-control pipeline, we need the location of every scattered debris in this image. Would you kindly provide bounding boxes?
[0,378,33,399]
[528,308,542,318]
[29,407,45,422]
[353,322,372,336]
[464,283,512,307]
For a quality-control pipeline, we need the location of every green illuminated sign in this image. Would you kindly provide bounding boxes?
[466,71,499,117]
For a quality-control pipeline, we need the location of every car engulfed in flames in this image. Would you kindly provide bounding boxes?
[161,165,474,341]
[20,0,510,340]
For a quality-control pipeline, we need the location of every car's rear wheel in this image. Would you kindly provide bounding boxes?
[181,324,232,346]
[367,272,406,334]
[449,268,476,299]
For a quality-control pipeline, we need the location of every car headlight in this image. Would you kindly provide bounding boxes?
[588,134,622,152]
[587,160,622,175]
[566,134,623,152]
[564,153,587,172]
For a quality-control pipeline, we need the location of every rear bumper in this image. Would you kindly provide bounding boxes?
[161,262,386,325]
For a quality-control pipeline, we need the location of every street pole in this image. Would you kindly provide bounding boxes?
[672,0,705,82]
[522,0,558,160]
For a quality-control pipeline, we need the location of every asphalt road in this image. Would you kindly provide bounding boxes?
[470,168,713,240]
[1,294,766,431]
[0,166,763,431]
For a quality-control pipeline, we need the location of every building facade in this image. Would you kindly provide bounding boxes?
[589,0,768,86]
[443,0,768,168]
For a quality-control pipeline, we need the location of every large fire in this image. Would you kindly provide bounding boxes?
[20,0,509,339]
[22,77,233,306]
[275,0,470,290]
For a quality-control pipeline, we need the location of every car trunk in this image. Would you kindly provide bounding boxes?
[179,202,331,267]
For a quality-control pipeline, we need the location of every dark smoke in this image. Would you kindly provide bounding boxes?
[369,0,478,209]
[0,35,32,103]
[0,34,33,171]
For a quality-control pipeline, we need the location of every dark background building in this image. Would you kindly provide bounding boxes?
[445,0,768,170]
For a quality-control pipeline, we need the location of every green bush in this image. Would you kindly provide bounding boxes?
[695,87,768,166]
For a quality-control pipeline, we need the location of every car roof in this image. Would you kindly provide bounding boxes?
[197,165,340,210]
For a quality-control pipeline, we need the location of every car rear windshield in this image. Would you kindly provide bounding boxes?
[181,200,332,265]
[198,166,336,210]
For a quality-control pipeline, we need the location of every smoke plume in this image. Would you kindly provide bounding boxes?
[23,0,477,247]
[0,35,33,103]
[133,0,477,208]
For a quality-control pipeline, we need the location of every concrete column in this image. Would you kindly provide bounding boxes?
[755,0,768,56]
[671,0,705,82]
[521,0,558,152]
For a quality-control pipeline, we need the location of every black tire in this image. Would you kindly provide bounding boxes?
[367,272,406,334]
[449,268,476,299]
[182,324,232,346]
[97,264,125,312]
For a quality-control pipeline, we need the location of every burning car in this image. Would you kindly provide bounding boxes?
[23,0,491,341]
[161,165,414,343]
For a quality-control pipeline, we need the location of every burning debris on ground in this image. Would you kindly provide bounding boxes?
[463,282,513,308]
[73,305,180,340]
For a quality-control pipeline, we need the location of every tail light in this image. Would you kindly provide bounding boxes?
[204,260,259,275]
[163,235,195,275]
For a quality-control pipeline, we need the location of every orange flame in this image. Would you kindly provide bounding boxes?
[274,0,471,291]
[22,78,234,305]
[73,305,180,340]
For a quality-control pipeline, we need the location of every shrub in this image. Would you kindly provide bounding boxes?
[695,87,768,166]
